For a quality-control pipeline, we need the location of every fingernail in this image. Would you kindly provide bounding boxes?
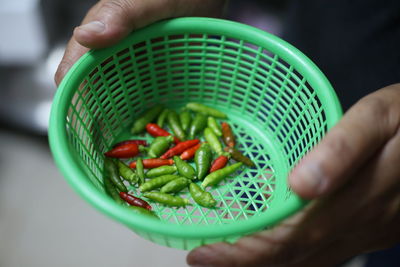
[293,162,325,194]
[78,21,105,33]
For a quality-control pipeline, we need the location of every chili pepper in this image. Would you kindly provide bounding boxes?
[188,113,207,139]
[139,174,180,192]
[147,136,174,158]
[202,162,243,188]
[179,108,192,132]
[129,158,174,169]
[189,183,217,208]
[104,157,128,192]
[180,143,201,160]
[117,160,139,184]
[103,176,124,204]
[221,122,236,148]
[204,127,223,155]
[207,117,222,136]
[186,102,227,119]
[135,157,145,185]
[173,156,196,180]
[146,123,180,144]
[167,110,186,141]
[131,105,164,134]
[104,143,139,158]
[156,108,169,128]
[160,139,200,159]
[224,147,255,167]
[209,155,229,173]
[143,192,190,207]
[194,143,212,180]
[113,139,147,148]
[128,206,159,219]
[160,177,190,194]
[119,192,152,210]
[145,165,177,178]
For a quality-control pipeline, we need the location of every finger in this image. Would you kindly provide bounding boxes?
[187,206,329,267]
[54,2,102,86]
[54,37,90,86]
[290,237,368,267]
[55,0,226,85]
[289,86,400,199]
[74,0,226,49]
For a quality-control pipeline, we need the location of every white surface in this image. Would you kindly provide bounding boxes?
[0,130,187,267]
[0,0,47,64]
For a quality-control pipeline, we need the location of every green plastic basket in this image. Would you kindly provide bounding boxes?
[49,17,342,250]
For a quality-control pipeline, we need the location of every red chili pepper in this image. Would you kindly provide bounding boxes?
[146,123,180,144]
[160,139,200,159]
[180,143,201,160]
[113,139,147,148]
[104,143,139,158]
[119,192,152,210]
[129,158,174,169]
[221,122,235,148]
[209,155,229,173]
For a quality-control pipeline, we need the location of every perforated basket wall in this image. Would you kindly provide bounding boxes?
[49,18,342,250]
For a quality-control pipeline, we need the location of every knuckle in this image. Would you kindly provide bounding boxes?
[54,61,70,85]
[357,92,400,137]
[358,94,389,120]
[100,0,134,20]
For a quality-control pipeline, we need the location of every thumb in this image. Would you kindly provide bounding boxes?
[55,0,226,85]
[74,0,174,48]
[289,91,397,199]
[74,0,226,49]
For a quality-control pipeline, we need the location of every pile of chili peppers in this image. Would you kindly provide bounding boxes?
[102,102,255,217]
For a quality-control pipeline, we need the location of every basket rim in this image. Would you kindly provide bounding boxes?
[49,17,342,241]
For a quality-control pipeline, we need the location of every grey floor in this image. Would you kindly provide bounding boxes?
[0,129,187,267]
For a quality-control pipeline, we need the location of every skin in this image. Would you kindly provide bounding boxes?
[55,1,400,266]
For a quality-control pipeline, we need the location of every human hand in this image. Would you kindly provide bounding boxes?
[55,0,226,85]
[187,84,400,267]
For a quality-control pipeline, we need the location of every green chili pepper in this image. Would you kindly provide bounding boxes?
[186,102,227,119]
[224,147,255,167]
[117,160,139,184]
[156,108,169,128]
[147,136,173,158]
[202,162,243,188]
[139,175,180,192]
[145,165,177,178]
[104,157,127,192]
[194,143,212,180]
[136,157,145,185]
[160,177,190,194]
[207,117,222,136]
[204,127,223,155]
[131,105,164,134]
[188,113,207,139]
[167,110,186,141]
[173,156,196,180]
[127,206,159,219]
[189,183,217,208]
[143,192,190,207]
[103,176,124,204]
[179,109,192,132]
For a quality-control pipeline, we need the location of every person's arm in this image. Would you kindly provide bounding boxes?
[54,0,227,85]
[187,84,400,266]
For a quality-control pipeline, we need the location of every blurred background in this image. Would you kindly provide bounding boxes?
[0,0,391,266]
